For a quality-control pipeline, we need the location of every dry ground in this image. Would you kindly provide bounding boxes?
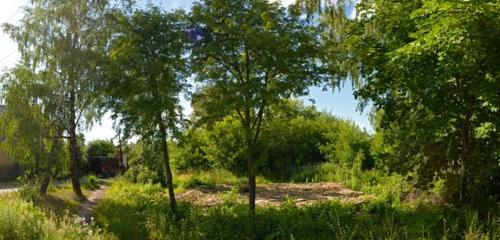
[178,182,369,207]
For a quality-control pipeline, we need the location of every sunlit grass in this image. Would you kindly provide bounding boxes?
[95,179,500,240]
[0,191,116,240]
[174,168,270,193]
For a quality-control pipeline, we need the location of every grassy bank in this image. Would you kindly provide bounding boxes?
[0,192,115,240]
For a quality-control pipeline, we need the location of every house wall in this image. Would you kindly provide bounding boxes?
[0,150,20,180]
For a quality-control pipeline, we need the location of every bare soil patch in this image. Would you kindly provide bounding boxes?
[178,182,368,207]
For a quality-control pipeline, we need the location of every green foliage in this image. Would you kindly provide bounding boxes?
[104,5,190,212]
[289,162,411,202]
[94,180,500,239]
[184,101,329,174]
[0,67,65,193]
[183,177,216,190]
[2,0,129,196]
[320,118,373,170]
[322,0,500,207]
[81,175,100,191]
[124,141,165,185]
[173,169,266,193]
[176,101,373,181]
[259,102,332,179]
[94,181,172,240]
[190,0,326,211]
[104,7,188,140]
[0,194,116,240]
[86,140,115,158]
[124,164,162,185]
[17,174,41,202]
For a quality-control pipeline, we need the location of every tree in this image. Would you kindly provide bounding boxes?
[0,67,63,196]
[104,7,188,215]
[86,139,115,158]
[322,0,500,206]
[3,0,121,196]
[189,0,325,215]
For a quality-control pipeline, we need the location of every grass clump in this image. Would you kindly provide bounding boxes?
[0,193,116,240]
[81,175,100,191]
[174,168,269,193]
[290,162,411,202]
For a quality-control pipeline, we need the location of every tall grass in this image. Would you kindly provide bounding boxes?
[0,193,115,240]
[174,168,269,192]
[94,180,500,240]
[289,162,412,203]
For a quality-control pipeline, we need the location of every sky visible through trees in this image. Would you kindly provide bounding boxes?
[0,0,371,143]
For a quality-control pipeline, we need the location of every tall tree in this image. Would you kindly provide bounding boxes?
[189,0,325,215]
[104,7,188,214]
[320,0,500,206]
[3,0,120,196]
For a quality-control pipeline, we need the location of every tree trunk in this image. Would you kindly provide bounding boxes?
[68,90,83,197]
[246,132,257,240]
[247,141,256,215]
[458,116,474,206]
[40,130,61,196]
[69,131,83,197]
[158,114,177,215]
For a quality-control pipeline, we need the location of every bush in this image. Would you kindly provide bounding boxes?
[124,141,166,185]
[123,165,162,185]
[81,175,100,191]
[175,101,373,180]
[93,181,170,240]
[86,140,115,158]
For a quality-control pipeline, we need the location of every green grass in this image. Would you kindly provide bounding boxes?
[34,176,100,216]
[0,192,116,240]
[289,162,413,203]
[94,179,500,240]
[174,168,270,193]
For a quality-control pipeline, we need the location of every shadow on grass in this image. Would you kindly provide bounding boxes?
[94,195,497,240]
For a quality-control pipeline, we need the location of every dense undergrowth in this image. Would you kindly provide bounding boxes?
[94,175,500,240]
[0,192,115,240]
[0,175,114,240]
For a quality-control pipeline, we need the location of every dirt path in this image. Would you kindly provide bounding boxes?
[178,182,369,207]
[77,185,108,224]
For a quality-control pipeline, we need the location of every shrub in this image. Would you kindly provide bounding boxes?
[81,175,100,191]
[123,165,162,184]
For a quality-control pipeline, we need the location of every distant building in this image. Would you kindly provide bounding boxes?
[0,105,22,180]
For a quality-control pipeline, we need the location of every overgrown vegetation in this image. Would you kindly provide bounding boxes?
[94,180,500,240]
[172,101,371,180]
[0,192,115,240]
[0,0,498,239]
